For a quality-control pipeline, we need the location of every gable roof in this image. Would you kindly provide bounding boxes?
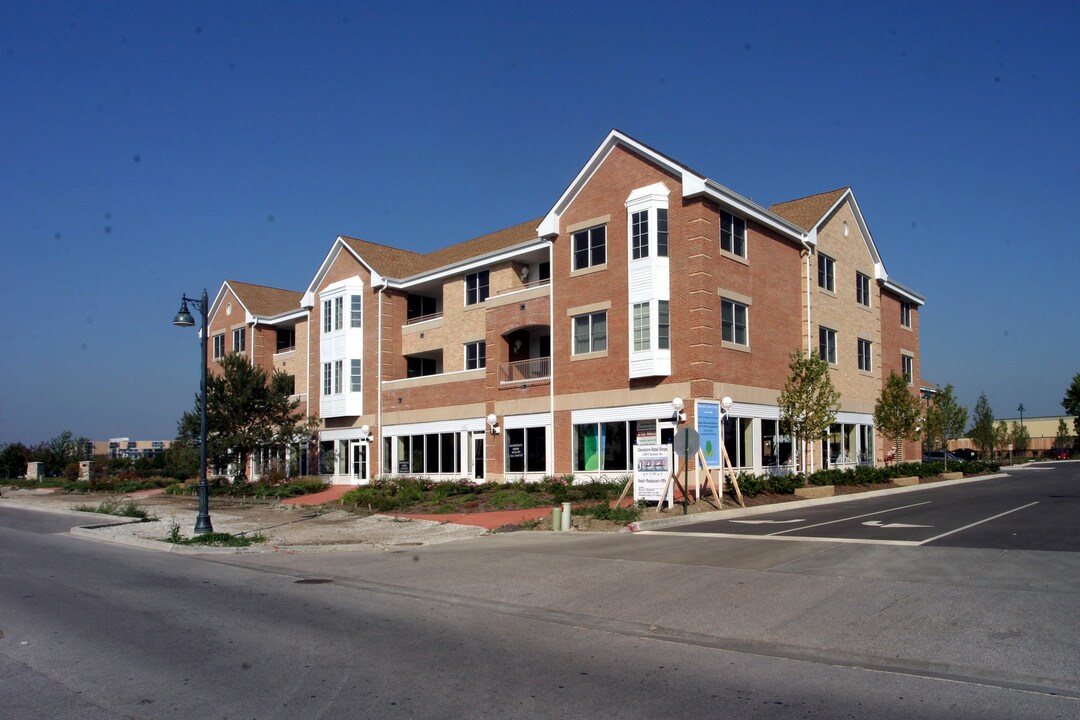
[226,280,303,317]
[768,188,850,231]
[538,129,808,246]
[210,280,304,324]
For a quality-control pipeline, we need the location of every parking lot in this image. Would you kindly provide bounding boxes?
[644,462,1080,552]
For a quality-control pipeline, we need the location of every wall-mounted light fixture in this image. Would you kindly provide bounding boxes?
[671,397,686,423]
[487,413,501,434]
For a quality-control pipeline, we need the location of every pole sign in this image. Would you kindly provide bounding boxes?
[633,444,674,503]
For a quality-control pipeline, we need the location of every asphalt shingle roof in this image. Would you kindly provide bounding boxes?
[769,187,849,231]
[226,280,303,317]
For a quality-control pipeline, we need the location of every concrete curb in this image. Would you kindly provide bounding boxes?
[626,472,1010,532]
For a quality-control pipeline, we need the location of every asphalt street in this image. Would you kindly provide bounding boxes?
[2,463,1079,718]
[647,463,1079,551]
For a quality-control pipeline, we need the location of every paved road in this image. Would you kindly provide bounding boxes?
[646,462,1079,550]
[3,467,1079,719]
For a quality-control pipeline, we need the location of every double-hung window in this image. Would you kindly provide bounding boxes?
[856,272,871,307]
[901,300,912,328]
[720,211,746,257]
[902,354,913,384]
[212,334,225,360]
[818,253,835,292]
[350,295,362,328]
[657,300,670,349]
[232,328,246,353]
[465,340,486,370]
[323,362,332,395]
[857,338,872,372]
[819,326,837,364]
[333,360,343,394]
[631,211,649,260]
[333,297,343,330]
[350,359,362,392]
[572,225,606,270]
[323,300,332,333]
[633,303,650,350]
[721,299,748,346]
[573,312,607,355]
[465,270,489,306]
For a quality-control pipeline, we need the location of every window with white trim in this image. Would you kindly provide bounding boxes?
[333,296,343,330]
[232,328,246,353]
[902,354,913,384]
[856,272,871,307]
[572,225,606,270]
[819,326,837,364]
[465,270,489,306]
[720,210,746,257]
[333,360,343,394]
[350,359,362,392]
[322,299,332,333]
[633,302,650,351]
[506,427,546,474]
[722,299,748,346]
[901,300,912,328]
[212,334,225,360]
[818,253,835,292]
[465,340,486,370]
[858,338,872,372]
[631,210,649,260]
[323,362,332,395]
[657,300,670,350]
[573,312,607,355]
[350,295,362,328]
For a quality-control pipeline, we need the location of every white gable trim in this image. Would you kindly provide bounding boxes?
[302,237,384,307]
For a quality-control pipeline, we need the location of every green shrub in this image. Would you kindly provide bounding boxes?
[576,503,641,524]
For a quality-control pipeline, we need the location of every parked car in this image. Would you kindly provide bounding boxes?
[922,450,963,463]
[951,448,979,462]
[1049,448,1070,460]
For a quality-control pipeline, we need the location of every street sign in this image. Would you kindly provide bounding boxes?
[673,427,700,459]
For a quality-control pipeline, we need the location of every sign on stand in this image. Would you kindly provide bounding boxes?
[633,444,674,504]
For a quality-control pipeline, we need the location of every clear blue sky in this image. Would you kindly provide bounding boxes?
[3,1,1078,445]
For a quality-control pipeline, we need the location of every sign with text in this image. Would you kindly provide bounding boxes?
[634,444,674,503]
[636,419,657,446]
[697,401,721,467]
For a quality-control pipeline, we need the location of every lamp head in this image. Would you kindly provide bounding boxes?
[172,299,195,327]
[721,396,733,412]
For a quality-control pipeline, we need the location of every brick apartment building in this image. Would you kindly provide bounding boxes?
[204,130,925,484]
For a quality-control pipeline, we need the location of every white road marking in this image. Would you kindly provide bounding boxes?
[634,530,920,546]
[768,501,932,536]
[730,519,806,525]
[918,501,1040,545]
[863,520,933,529]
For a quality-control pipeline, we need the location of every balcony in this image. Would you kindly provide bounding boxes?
[499,356,550,386]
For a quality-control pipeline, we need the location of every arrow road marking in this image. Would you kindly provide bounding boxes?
[863,520,933,529]
[769,501,932,536]
[731,519,806,525]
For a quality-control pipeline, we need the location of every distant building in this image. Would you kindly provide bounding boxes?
[93,438,171,461]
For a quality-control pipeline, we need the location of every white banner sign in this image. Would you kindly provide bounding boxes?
[634,444,674,504]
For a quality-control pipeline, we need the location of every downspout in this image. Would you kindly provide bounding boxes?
[377,280,385,478]
[547,240,555,477]
[805,247,814,474]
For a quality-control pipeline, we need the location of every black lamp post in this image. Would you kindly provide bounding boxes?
[173,290,213,534]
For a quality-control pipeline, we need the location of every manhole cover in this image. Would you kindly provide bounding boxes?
[294,578,334,584]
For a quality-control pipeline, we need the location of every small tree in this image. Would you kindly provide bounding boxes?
[1010,421,1031,457]
[968,393,996,459]
[994,420,1011,460]
[178,353,304,482]
[874,371,924,464]
[1062,372,1080,440]
[778,350,840,477]
[924,384,967,469]
[0,442,30,479]
[1054,419,1073,452]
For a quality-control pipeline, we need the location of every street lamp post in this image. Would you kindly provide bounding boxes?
[1017,403,1026,460]
[173,290,214,534]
